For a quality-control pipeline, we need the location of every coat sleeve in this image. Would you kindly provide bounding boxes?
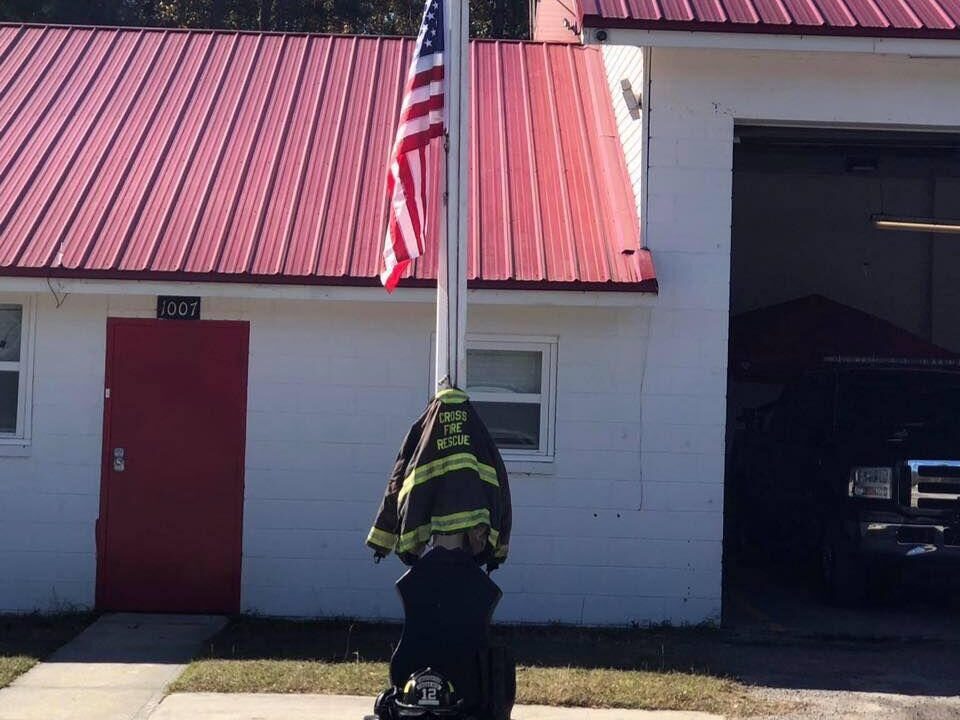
[493,447,511,563]
[366,410,426,557]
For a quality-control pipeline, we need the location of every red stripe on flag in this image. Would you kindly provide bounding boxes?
[398,96,444,127]
[394,125,444,156]
[410,65,444,90]
[397,157,423,244]
[381,0,444,292]
[417,146,427,255]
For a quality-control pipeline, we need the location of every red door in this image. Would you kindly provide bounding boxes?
[97,318,249,613]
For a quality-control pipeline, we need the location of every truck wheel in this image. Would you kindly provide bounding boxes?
[821,534,867,607]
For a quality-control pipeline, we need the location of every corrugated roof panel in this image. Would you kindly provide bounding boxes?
[317,36,381,279]
[810,0,860,26]
[560,44,611,283]
[777,0,825,25]
[0,24,21,61]
[283,36,353,277]
[842,0,891,27]
[115,33,212,270]
[0,30,97,213]
[218,35,308,274]
[503,43,547,283]
[629,0,666,19]
[660,0,697,21]
[58,33,190,269]
[527,43,580,283]
[187,35,284,273]
[929,0,960,25]
[579,0,960,32]
[723,0,763,23]
[751,0,792,24]
[86,32,202,270]
[902,0,956,28]
[248,35,321,277]
[873,0,923,25]
[123,33,237,272]
[475,41,511,281]
[687,0,730,22]
[5,30,140,267]
[0,25,654,292]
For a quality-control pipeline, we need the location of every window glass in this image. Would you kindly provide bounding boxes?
[473,401,541,450]
[467,350,541,394]
[0,305,21,362]
[0,371,18,434]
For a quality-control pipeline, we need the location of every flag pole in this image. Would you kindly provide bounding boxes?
[435,0,469,392]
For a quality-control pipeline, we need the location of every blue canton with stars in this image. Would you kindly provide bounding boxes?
[418,0,444,57]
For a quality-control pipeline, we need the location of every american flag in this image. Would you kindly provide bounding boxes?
[380,0,445,292]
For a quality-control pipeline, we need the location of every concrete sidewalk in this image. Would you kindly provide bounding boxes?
[150,693,723,720]
[0,614,225,720]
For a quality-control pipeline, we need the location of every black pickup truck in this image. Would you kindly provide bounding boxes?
[730,359,960,604]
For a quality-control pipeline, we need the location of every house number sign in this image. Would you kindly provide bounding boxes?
[156,296,201,320]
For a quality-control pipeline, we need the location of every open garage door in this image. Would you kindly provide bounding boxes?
[724,127,960,634]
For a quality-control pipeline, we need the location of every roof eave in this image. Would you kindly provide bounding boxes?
[584,23,960,56]
[0,267,657,295]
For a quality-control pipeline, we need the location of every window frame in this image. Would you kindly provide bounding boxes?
[431,334,558,463]
[0,297,34,446]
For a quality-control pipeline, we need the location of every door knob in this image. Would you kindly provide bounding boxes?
[113,447,125,472]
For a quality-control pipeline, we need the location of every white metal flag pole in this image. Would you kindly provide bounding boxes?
[435,0,469,392]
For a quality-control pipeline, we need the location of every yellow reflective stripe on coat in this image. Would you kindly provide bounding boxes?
[366,527,397,551]
[398,453,499,504]
[436,388,468,404]
[396,508,493,553]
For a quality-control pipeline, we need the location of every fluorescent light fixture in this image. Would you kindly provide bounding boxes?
[873,215,960,234]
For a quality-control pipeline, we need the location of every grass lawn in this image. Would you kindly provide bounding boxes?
[0,613,95,688]
[170,618,787,716]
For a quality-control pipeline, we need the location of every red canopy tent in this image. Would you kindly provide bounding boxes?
[729,295,957,383]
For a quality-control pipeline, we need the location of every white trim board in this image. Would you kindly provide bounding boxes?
[0,277,653,308]
[590,28,960,57]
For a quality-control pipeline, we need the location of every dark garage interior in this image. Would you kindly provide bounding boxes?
[724,126,960,632]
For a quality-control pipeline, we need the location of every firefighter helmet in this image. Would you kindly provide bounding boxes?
[396,668,461,717]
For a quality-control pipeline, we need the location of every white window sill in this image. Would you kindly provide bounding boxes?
[505,457,555,476]
[0,440,31,457]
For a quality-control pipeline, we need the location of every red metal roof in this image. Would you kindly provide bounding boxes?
[0,24,653,292]
[578,0,960,38]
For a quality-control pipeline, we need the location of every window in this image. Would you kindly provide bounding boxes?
[0,302,31,442]
[465,337,557,461]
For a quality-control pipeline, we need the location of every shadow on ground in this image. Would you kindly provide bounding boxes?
[719,554,960,697]
[0,614,95,661]
[195,596,960,700]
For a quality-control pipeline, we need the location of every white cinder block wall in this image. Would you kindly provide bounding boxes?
[241,298,687,624]
[596,43,960,625]
[6,46,954,624]
[1,290,723,624]
[0,293,106,612]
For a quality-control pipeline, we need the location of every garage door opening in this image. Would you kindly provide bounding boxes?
[724,126,960,632]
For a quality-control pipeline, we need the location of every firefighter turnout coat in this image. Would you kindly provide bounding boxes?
[367,388,512,569]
